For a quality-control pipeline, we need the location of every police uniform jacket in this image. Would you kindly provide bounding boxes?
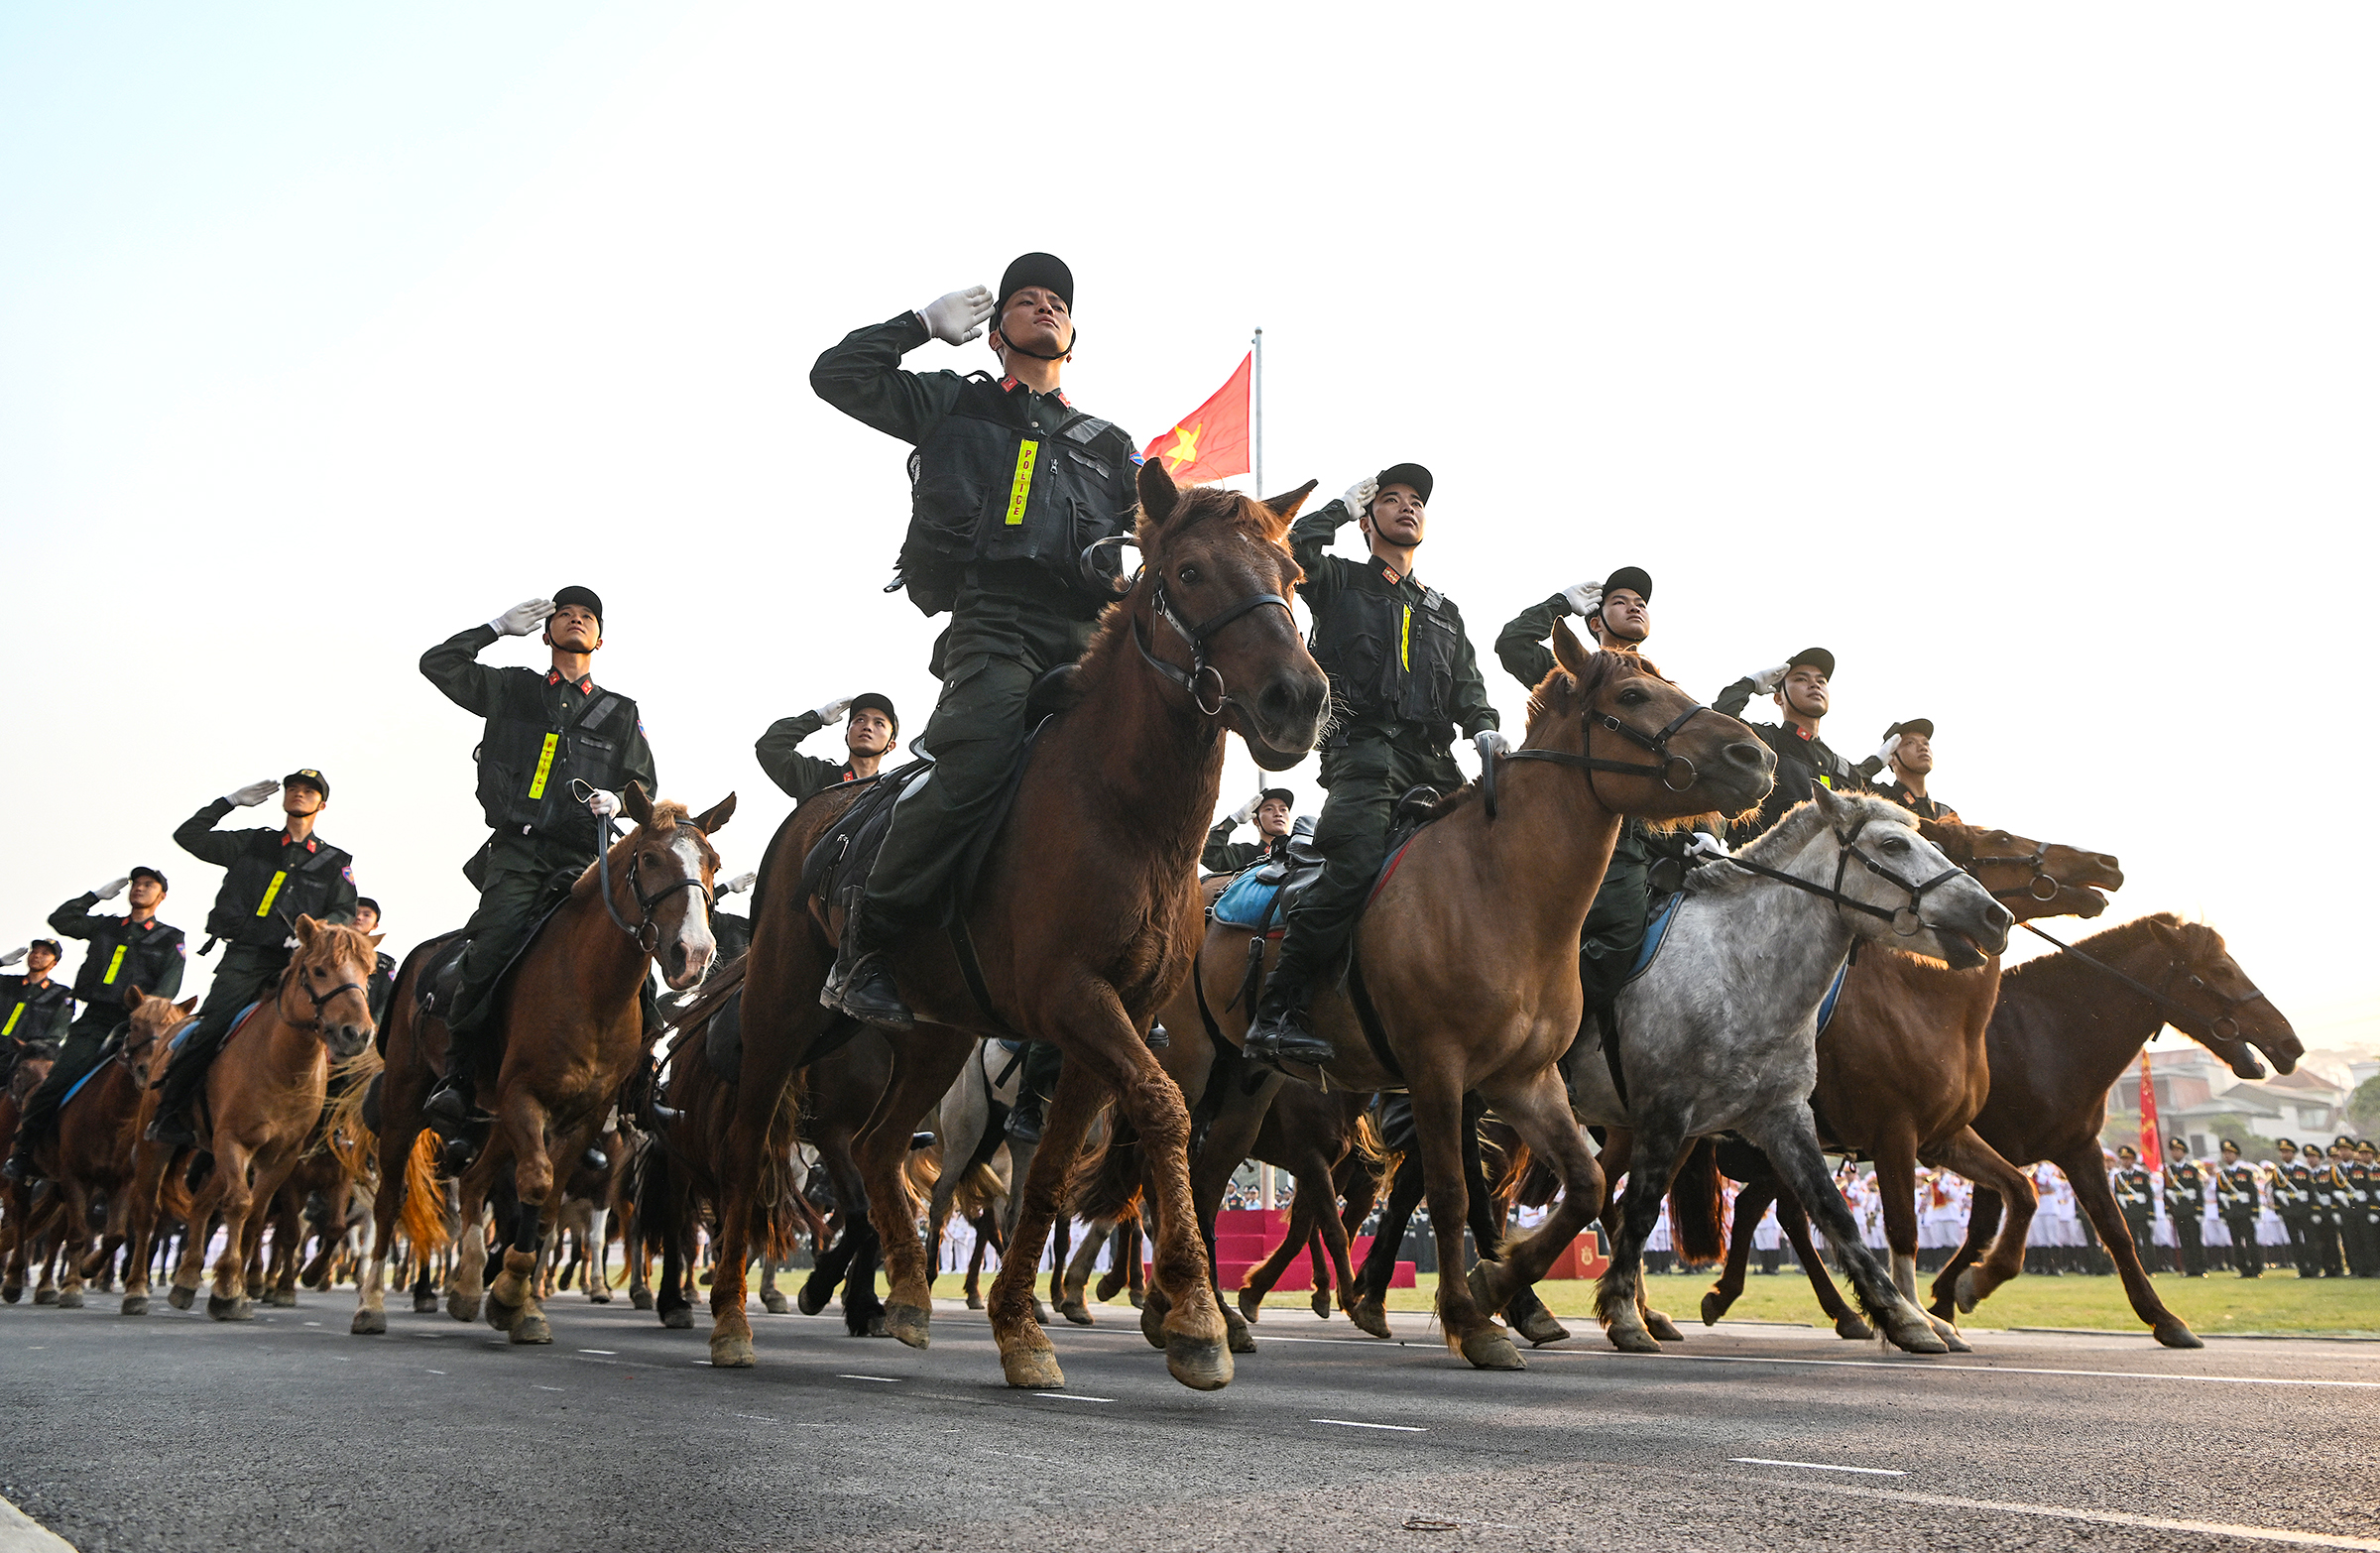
[811,312,1140,620]
[421,627,657,858]
[1877,778,1962,823]
[365,950,398,1023]
[0,976,71,1048]
[1715,678,1883,843]
[2112,1165,2153,1213]
[1291,500,1497,752]
[2275,1160,2316,1218]
[755,710,869,804]
[1203,824,1293,877]
[48,896,184,1007]
[174,803,357,948]
[2343,1160,2376,1221]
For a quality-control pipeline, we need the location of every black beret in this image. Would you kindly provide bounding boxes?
[1603,566,1652,602]
[1373,462,1433,504]
[1885,718,1935,742]
[999,253,1073,311]
[130,865,169,890]
[1258,788,1295,809]
[284,769,329,799]
[552,585,603,627]
[850,692,898,732]
[1787,647,1836,678]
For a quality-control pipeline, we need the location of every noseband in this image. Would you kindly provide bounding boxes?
[1966,839,2064,903]
[1131,574,1294,720]
[282,960,368,1037]
[1722,812,1968,939]
[597,819,713,954]
[2017,920,2271,1044]
[1484,698,1714,819]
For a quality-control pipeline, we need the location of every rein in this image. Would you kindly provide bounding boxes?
[1966,839,2065,903]
[1130,574,1293,720]
[2016,920,2270,1043]
[1720,813,1966,940]
[1483,701,1713,821]
[594,813,714,953]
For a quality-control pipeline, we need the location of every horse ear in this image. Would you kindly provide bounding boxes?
[2147,915,2184,951]
[1811,779,1848,821]
[1137,456,1180,531]
[122,984,144,1011]
[178,995,198,1015]
[693,793,736,835]
[1260,480,1319,527]
[295,914,319,943]
[367,933,386,948]
[1550,618,1593,681]
[624,781,654,827]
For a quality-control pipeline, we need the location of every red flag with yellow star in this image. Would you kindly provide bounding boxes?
[1143,353,1251,485]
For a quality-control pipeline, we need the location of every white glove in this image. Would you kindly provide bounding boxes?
[1475,730,1512,763]
[0,948,23,968]
[1230,792,1262,826]
[1687,831,1731,861]
[283,936,299,950]
[1560,582,1602,618]
[93,877,130,901]
[225,778,281,807]
[1875,734,1903,768]
[720,871,758,897]
[489,598,555,638]
[1747,661,1793,694]
[813,696,856,724]
[586,789,621,820]
[1341,477,1378,518]
[918,286,995,346]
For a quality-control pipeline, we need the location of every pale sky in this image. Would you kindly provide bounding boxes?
[3,6,2372,1054]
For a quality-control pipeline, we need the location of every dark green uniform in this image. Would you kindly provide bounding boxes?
[10,900,187,1163]
[1876,778,1962,823]
[809,312,1139,941]
[2274,1157,2317,1274]
[0,975,72,1072]
[2215,1158,2263,1276]
[2111,1162,2155,1260]
[1713,678,1882,845]
[755,710,871,804]
[420,625,656,1053]
[2163,1155,2207,1274]
[1202,821,1291,877]
[1257,498,1496,1020]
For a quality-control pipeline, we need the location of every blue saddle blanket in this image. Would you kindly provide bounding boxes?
[1213,870,1285,930]
[1621,894,1849,1033]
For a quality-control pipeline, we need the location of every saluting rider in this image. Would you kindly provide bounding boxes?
[1874,719,1961,822]
[809,253,1141,1026]
[148,770,357,1146]
[1203,788,1296,876]
[0,941,72,1095]
[755,692,898,803]
[418,587,656,1140]
[1242,465,1500,1066]
[1715,648,1883,843]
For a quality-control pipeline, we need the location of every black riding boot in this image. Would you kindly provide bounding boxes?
[1243,976,1335,1069]
[421,1014,494,1148]
[820,898,913,1029]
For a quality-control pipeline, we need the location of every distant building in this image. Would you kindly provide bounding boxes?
[2108,1048,2362,1154]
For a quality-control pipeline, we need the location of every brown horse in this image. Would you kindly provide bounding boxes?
[1696,819,2125,1342]
[1227,1089,1387,1324]
[0,1045,57,1302]
[351,783,727,1342]
[1945,913,2299,1347]
[166,916,381,1318]
[715,461,1329,1390]
[1163,631,1771,1369]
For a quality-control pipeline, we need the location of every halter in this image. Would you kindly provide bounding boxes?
[1484,698,1716,821]
[1722,811,1967,939]
[1965,838,2065,903]
[2016,920,2272,1044]
[596,816,714,954]
[1130,574,1294,720]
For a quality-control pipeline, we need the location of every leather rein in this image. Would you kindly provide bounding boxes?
[1717,812,1968,940]
[1482,701,1714,820]
[2014,919,2271,1043]
[595,817,713,954]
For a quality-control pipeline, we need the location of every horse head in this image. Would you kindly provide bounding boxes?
[1130,458,1329,770]
[1806,785,2012,969]
[616,782,733,992]
[1921,820,2126,921]
[286,916,383,1060]
[119,986,199,1089]
[1526,626,1774,821]
[2141,915,2301,1081]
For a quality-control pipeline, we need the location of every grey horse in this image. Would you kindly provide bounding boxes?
[1569,785,2012,1356]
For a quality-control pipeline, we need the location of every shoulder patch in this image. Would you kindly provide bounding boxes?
[342,866,354,883]
[177,943,187,957]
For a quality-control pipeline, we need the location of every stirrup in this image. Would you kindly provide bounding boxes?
[422,1083,492,1141]
[828,951,914,1030]
[1244,1011,1334,1069]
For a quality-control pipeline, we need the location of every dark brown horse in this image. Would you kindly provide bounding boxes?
[714,461,1329,1390]
[1696,820,2125,1343]
[1944,913,2299,1346]
[0,1047,55,1302]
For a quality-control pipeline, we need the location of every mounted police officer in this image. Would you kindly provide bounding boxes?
[2110,1144,2155,1260]
[756,693,897,804]
[1874,719,1962,822]
[1242,464,1500,1066]
[147,770,357,1146]
[1716,649,1884,844]
[352,897,397,1024]
[418,587,656,1139]
[2272,1137,2317,1274]
[2214,1138,2263,1277]
[2163,1135,2208,1275]
[0,941,72,1104]
[1203,788,1296,875]
[1,869,186,1181]
[809,253,1140,1026]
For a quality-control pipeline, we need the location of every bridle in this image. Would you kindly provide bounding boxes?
[2016,919,2271,1044]
[1482,693,1716,820]
[1131,573,1294,721]
[1721,810,1969,940]
[282,955,369,1035]
[596,816,713,954]
[1965,837,2065,903]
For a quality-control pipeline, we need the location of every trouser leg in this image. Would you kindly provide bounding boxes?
[1577,824,1654,1014]
[1007,1041,1061,1144]
[445,854,563,1070]
[2286,1217,2313,1275]
[1261,746,1404,1013]
[2225,1215,2260,1275]
[2177,1214,2205,1275]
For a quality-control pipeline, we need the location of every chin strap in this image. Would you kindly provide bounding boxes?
[995,321,1075,363]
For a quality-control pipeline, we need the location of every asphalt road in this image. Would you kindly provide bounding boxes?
[4,1285,2378,1553]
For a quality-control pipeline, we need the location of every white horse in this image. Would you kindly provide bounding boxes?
[1570,785,2011,1356]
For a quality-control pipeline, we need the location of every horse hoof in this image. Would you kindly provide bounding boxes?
[2154,1322,2205,1350]
[1644,1309,1686,1343]
[1954,1269,1982,1314]
[1459,1328,1525,1371]
[1879,1311,1948,1355]
[862,1311,890,1338]
[1513,1307,1571,1347]
[587,1289,610,1305]
[1,1284,19,1304]
[1606,1321,1662,1355]
[1465,1263,1510,1317]
[121,1295,150,1317]
[710,1333,757,1369]
[795,1281,831,1316]
[413,1293,438,1314]
[268,1289,297,1308]
[167,1285,195,1311]
[887,1302,932,1350]
[1094,1273,1127,1303]
[1129,1288,1144,1309]
[1700,1290,1730,1327]
[631,1289,654,1312]
[1311,1289,1331,1320]
[761,1289,789,1315]
[447,1292,481,1324]
[351,1308,386,1335]
[965,1293,984,1310]
[1926,1314,1972,1354]
[1835,1313,1874,1341]
[33,1288,58,1306]
[1237,1286,1262,1323]
[1031,1299,1053,1328]
[1059,1299,1094,1328]
[1351,1299,1392,1339]
[56,1290,82,1310]
[661,1307,693,1330]
[1000,1344,1065,1389]
[486,1297,522,1334]
[1165,1334,1234,1391]
[1138,1291,1170,1350]
[207,1295,253,1322]
[510,1313,552,1345]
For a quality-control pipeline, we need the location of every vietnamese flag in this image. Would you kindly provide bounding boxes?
[2139,1050,2162,1160]
[1143,353,1252,485]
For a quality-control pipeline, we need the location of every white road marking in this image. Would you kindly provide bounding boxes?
[1772,1478,2380,1551]
[1572,1349,2380,1390]
[0,1492,74,1551]
[535,1384,564,1392]
[1733,1457,1904,1477]
[577,1349,615,1355]
[733,1413,778,1423]
[424,1369,445,1374]
[1033,1392,1114,1403]
[1315,1418,1427,1432]
[303,1322,320,1327]
[839,1374,901,1382]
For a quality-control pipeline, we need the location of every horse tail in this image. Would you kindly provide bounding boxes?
[398,1131,447,1253]
[756,1065,810,1264]
[902,1145,941,1214]
[1668,1137,1726,1264]
[320,1050,382,1186]
[1349,1108,1391,1196]
[953,1160,1006,1221]
[1068,1110,1141,1226]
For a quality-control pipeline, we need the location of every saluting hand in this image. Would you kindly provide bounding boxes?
[813,695,856,724]
[1874,734,1903,768]
[490,598,556,638]
[1340,477,1378,518]
[1747,661,1792,694]
[1230,792,1262,826]
[226,778,281,807]
[93,877,130,901]
[0,948,23,968]
[1560,581,1603,619]
[919,286,995,346]
[720,872,758,896]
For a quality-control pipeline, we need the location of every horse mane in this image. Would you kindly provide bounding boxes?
[1685,792,1915,901]
[1424,649,1652,821]
[2000,911,2206,994]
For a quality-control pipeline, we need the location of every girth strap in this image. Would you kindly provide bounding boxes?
[1344,949,1406,1089]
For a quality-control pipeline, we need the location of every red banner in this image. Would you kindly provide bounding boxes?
[2138,1050,2162,1160]
[1143,353,1252,486]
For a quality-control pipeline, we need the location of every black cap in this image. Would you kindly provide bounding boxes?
[2116,1144,2137,1158]
[1258,788,1295,809]
[1786,647,1836,678]
[129,865,168,891]
[998,253,1073,311]
[284,769,329,799]
[2276,1137,2297,1148]
[28,938,61,958]
[2169,1135,2189,1149]
[1885,718,1935,742]
[552,585,603,629]
[1373,463,1433,504]
[2336,1135,2358,1149]
[850,692,898,734]
[1603,566,1652,602]
[2220,1138,2241,1151]
[355,896,381,917]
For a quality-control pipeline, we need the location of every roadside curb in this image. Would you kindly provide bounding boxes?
[0,1496,73,1553]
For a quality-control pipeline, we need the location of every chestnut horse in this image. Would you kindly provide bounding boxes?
[1947,913,2300,1347]
[168,916,381,1318]
[715,462,1329,1390]
[1156,632,1772,1369]
[0,1046,56,1302]
[1695,819,2125,1343]
[351,783,727,1343]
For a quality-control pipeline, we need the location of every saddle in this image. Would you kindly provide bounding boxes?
[799,761,931,917]
[409,868,584,1039]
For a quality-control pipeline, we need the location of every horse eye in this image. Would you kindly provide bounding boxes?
[1618,688,1648,705]
[1883,837,1909,853]
[1178,565,1200,586]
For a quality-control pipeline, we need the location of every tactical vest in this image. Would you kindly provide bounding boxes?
[67,919,183,1006]
[475,676,642,851]
[897,376,1134,615]
[1308,570,1463,735]
[0,979,69,1043]
[204,837,353,947]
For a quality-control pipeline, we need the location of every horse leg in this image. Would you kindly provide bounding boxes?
[1773,1188,1869,1338]
[584,1206,612,1302]
[1870,1126,1965,1350]
[1473,1071,1600,1352]
[1595,1121,1685,1354]
[448,1190,489,1323]
[1926,1128,2037,1314]
[1058,1213,1108,1326]
[1045,1213,1071,1326]
[200,1142,261,1321]
[964,1211,1000,1309]
[655,1218,691,1329]
[1351,1150,1422,1339]
[986,1057,1104,1388]
[1701,1163,1770,1328]
[50,1179,91,1310]
[1406,1075,1517,1371]
[853,1029,972,1348]
[1236,1190,1313,1324]
[760,1257,788,1314]
[1934,1186,2003,1320]
[119,1140,175,1316]
[350,1155,405,1334]
[2057,1141,2201,1348]
[1739,1109,1944,1356]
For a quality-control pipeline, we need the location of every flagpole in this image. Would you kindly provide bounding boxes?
[1251,327,1263,493]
